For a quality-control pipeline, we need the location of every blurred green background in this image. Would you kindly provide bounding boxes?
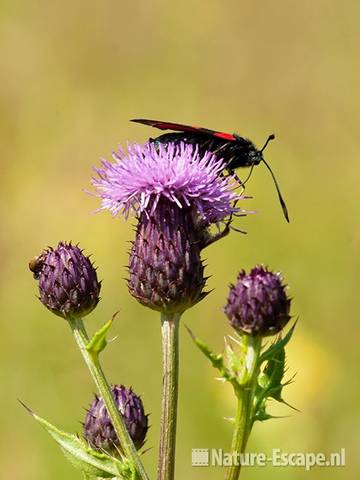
[1,0,359,478]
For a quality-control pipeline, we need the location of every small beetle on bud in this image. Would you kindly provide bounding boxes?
[29,254,46,280]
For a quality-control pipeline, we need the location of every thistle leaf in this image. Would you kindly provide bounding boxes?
[19,401,132,479]
[185,325,232,382]
[86,315,116,357]
[261,347,286,400]
[254,339,298,420]
[224,338,245,378]
[254,401,275,422]
[259,322,296,364]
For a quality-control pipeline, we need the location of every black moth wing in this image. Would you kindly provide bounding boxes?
[130,118,258,169]
[131,118,237,141]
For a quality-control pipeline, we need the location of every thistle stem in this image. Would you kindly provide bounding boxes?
[225,335,262,480]
[69,317,149,480]
[157,313,181,480]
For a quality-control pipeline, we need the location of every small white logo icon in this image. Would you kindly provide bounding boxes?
[192,449,209,466]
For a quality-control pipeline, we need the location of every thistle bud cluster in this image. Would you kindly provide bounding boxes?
[27,133,295,480]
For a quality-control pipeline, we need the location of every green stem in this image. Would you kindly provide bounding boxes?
[157,313,181,480]
[69,317,149,480]
[225,335,262,480]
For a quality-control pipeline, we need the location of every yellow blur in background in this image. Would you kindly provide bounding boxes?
[1,1,359,479]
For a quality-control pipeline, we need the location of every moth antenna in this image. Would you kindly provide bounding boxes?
[261,157,290,222]
[261,133,275,153]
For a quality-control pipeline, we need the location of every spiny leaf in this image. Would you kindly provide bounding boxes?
[254,341,299,421]
[253,399,272,422]
[86,313,117,357]
[224,337,245,378]
[263,347,286,399]
[259,321,296,364]
[185,325,232,381]
[253,398,291,423]
[19,401,132,479]
[261,343,299,411]
[256,346,286,409]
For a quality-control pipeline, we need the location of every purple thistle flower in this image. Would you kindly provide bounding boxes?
[225,266,291,336]
[92,141,240,223]
[29,242,101,319]
[92,141,244,314]
[84,385,148,453]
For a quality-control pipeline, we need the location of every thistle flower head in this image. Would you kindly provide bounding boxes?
[225,265,291,336]
[29,242,101,319]
[84,385,148,454]
[92,141,244,314]
[92,141,239,223]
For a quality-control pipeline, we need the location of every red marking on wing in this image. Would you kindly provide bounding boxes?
[131,118,236,141]
[213,131,237,141]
